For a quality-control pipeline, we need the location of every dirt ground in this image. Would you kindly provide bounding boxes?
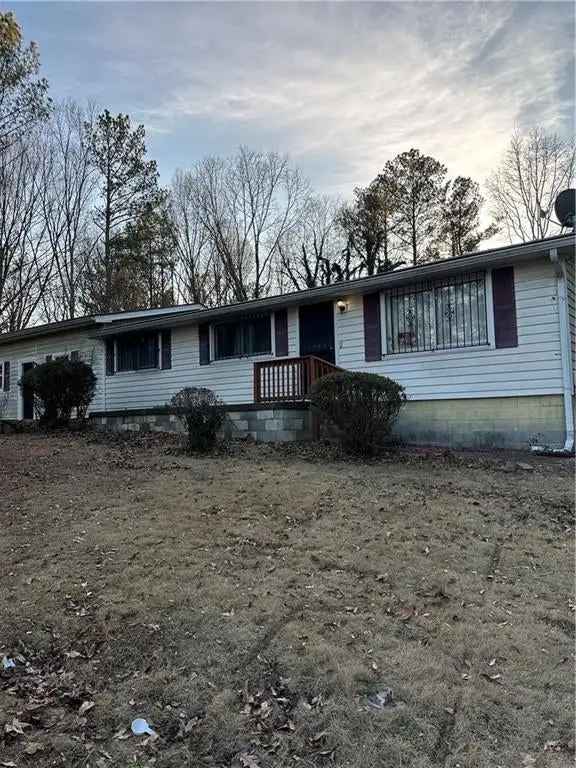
[0,432,574,768]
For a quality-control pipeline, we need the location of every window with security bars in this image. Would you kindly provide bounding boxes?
[385,272,488,354]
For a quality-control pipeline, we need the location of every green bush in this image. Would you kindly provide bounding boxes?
[169,387,225,453]
[20,358,97,428]
[311,371,406,456]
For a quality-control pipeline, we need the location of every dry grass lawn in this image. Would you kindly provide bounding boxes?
[0,432,574,768]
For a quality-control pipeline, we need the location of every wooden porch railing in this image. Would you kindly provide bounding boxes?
[254,355,342,403]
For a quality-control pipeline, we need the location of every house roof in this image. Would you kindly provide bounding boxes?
[0,316,98,345]
[0,232,573,345]
[95,232,574,338]
[0,304,205,346]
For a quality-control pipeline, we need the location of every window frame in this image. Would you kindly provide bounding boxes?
[115,331,161,373]
[213,313,272,361]
[384,271,490,356]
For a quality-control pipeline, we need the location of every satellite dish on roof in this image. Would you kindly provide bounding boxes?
[554,189,575,228]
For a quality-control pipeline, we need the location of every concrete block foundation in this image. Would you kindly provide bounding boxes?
[91,406,313,443]
[395,395,566,450]
[89,395,568,450]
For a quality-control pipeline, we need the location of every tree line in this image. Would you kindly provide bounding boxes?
[1,11,574,331]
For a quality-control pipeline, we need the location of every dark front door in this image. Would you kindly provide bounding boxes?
[299,302,335,363]
[22,362,35,420]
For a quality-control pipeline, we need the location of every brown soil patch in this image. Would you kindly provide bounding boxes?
[0,432,574,767]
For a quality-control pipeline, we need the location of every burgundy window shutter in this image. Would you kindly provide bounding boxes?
[70,350,79,361]
[363,292,382,361]
[161,330,172,369]
[492,267,518,348]
[105,339,115,376]
[3,361,9,392]
[199,324,211,365]
[274,309,289,357]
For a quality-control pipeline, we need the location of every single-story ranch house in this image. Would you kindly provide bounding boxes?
[0,234,574,450]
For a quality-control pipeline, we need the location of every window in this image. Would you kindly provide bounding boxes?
[214,314,271,359]
[116,332,159,372]
[386,272,488,354]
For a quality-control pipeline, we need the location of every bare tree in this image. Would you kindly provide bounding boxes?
[487,127,575,242]
[40,100,97,320]
[0,136,52,331]
[195,147,310,301]
[279,195,344,290]
[170,169,216,305]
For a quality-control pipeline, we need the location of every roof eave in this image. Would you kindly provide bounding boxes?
[0,317,97,346]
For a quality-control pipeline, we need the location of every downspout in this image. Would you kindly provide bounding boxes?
[531,247,574,455]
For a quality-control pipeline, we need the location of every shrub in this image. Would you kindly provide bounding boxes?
[311,371,406,456]
[19,358,97,428]
[169,387,226,453]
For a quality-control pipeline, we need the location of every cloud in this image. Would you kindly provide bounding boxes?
[124,2,573,194]
[19,1,575,198]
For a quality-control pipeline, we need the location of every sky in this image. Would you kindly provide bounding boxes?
[9,1,576,199]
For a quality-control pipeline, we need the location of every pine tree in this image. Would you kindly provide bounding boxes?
[441,176,498,257]
[382,149,448,265]
[85,110,158,311]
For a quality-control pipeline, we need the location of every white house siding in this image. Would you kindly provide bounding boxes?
[564,256,575,386]
[0,331,105,420]
[0,260,565,419]
[334,259,563,400]
[99,307,299,411]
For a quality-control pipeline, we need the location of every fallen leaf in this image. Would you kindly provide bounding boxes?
[24,742,44,755]
[5,717,31,735]
[78,700,95,716]
[310,731,328,744]
[481,673,502,684]
[184,717,200,734]
[258,700,272,719]
[238,753,260,768]
[488,658,496,666]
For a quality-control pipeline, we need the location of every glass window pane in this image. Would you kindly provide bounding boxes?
[117,333,158,371]
[215,315,271,358]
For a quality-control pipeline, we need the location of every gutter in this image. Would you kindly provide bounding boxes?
[531,247,575,456]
